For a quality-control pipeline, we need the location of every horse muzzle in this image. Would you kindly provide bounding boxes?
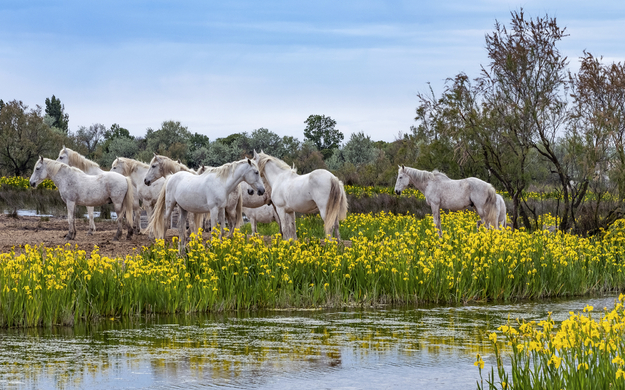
[29,181,36,188]
[395,190,402,195]
[144,179,151,186]
[257,188,265,196]
[247,188,254,195]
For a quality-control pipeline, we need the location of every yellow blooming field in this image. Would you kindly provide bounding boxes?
[477,295,625,390]
[2,211,625,328]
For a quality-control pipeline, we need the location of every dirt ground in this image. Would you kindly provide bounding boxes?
[0,214,179,258]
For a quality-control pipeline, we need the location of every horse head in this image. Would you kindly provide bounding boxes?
[243,158,265,196]
[144,154,162,186]
[29,156,47,188]
[394,165,409,195]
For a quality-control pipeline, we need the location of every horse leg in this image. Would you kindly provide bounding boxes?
[133,197,141,235]
[177,208,188,255]
[219,208,230,237]
[288,211,297,240]
[210,207,221,238]
[275,208,289,240]
[145,205,154,239]
[203,212,212,233]
[66,201,76,240]
[113,202,124,241]
[431,204,442,238]
[87,206,96,235]
[162,199,177,240]
[333,219,341,241]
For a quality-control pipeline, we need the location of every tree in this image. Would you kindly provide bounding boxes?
[0,99,4,113]
[75,123,107,158]
[292,140,327,174]
[44,95,69,133]
[303,115,344,159]
[0,100,63,176]
[480,10,579,231]
[99,137,139,167]
[241,128,285,158]
[569,52,625,228]
[145,120,192,162]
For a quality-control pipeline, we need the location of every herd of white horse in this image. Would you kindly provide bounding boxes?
[27,147,506,254]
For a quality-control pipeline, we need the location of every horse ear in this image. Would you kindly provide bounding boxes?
[247,158,252,165]
[253,150,258,158]
[402,165,405,170]
[153,152,157,157]
[39,155,43,161]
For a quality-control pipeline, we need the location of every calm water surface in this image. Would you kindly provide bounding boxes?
[0,295,618,390]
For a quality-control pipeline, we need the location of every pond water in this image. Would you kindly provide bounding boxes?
[3,209,119,220]
[0,295,617,390]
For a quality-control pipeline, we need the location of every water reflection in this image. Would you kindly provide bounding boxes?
[0,295,618,390]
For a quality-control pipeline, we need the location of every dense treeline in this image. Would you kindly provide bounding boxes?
[1,10,624,234]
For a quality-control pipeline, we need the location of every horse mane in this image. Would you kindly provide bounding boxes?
[64,147,101,171]
[44,158,84,177]
[202,159,258,181]
[405,166,449,182]
[151,155,194,175]
[256,152,294,175]
[116,157,148,174]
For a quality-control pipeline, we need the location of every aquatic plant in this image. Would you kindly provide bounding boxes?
[2,211,625,328]
[477,295,625,390]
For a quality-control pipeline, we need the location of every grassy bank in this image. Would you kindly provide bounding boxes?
[2,211,625,327]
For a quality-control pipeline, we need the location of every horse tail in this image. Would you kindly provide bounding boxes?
[147,178,169,239]
[123,177,134,228]
[193,213,204,235]
[484,185,499,228]
[324,176,348,236]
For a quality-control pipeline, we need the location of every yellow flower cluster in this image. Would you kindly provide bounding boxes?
[0,176,56,190]
[479,295,625,390]
[2,211,625,328]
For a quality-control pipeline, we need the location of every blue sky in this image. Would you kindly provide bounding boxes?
[1,1,624,142]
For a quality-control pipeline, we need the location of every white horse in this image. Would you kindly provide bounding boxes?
[253,151,348,240]
[243,205,279,234]
[110,157,165,235]
[394,165,499,237]
[56,146,109,234]
[147,158,266,254]
[142,154,224,235]
[197,164,275,233]
[477,194,507,229]
[29,157,134,240]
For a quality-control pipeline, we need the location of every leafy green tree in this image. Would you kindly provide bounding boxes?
[216,133,244,147]
[292,140,327,174]
[0,100,63,176]
[240,128,286,158]
[99,137,139,167]
[0,99,4,113]
[303,115,344,159]
[145,120,192,162]
[189,132,210,151]
[44,95,69,133]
